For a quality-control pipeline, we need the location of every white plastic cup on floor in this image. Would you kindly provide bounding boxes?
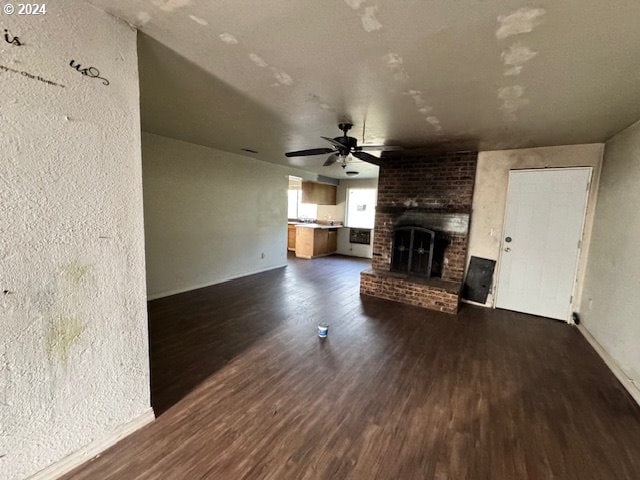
[317,324,329,338]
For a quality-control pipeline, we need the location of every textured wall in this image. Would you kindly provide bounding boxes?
[142,133,289,299]
[580,120,640,401]
[0,3,150,479]
[467,144,604,307]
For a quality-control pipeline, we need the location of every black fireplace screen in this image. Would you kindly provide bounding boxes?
[391,226,446,278]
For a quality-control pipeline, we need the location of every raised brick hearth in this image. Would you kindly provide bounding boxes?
[360,151,478,313]
[360,270,461,314]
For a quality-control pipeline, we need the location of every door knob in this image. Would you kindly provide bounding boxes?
[504,247,511,252]
[505,236,512,243]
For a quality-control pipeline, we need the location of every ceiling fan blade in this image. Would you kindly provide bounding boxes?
[285,147,336,157]
[321,136,347,150]
[356,145,404,152]
[352,151,382,165]
[323,154,339,167]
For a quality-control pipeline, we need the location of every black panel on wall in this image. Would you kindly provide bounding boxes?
[350,228,371,245]
[462,256,496,304]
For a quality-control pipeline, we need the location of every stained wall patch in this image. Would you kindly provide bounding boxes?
[360,6,383,32]
[136,12,151,26]
[496,7,546,40]
[249,53,268,68]
[151,0,193,13]
[498,85,530,121]
[218,32,239,45]
[188,15,208,26]
[501,44,538,76]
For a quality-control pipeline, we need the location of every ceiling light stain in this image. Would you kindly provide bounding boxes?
[504,66,522,77]
[151,0,192,13]
[188,15,208,26]
[271,68,294,86]
[496,7,546,40]
[344,0,366,10]
[385,52,403,68]
[306,94,334,112]
[218,32,239,45]
[498,85,530,121]
[502,44,538,76]
[385,53,409,82]
[136,11,151,26]
[360,6,383,32]
[426,116,443,132]
[249,53,269,68]
[403,90,438,127]
[404,89,426,108]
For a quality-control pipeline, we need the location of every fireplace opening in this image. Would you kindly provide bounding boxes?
[390,226,447,278]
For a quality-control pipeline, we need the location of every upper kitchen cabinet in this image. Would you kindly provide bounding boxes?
[301,181,337,205]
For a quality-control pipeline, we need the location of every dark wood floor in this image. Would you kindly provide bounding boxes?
[64,254,640,479]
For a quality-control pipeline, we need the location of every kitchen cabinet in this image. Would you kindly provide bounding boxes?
[314,230,328,256]
[295,226,340,259]
[287,224,296,251]
[301,181,337,205]
[327,229,338,253]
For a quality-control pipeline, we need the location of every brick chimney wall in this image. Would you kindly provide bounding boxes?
[361,151,478,313]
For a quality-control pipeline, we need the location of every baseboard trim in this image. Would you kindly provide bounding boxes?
[460,298,491,308]
[147,263,287,300]
[27,408,155,480]
[578,324,640,406]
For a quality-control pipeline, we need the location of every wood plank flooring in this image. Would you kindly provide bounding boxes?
[64,254,640,479]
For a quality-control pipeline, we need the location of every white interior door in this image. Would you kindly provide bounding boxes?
[495,168,591,321]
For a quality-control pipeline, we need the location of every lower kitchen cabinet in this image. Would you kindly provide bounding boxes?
[287,224,296,251]
[327,229,337,253]
[295,227,339,259]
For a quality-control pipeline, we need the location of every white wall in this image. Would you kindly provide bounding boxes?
[467,144,604,307]
[579,120,640,403]
[317,178,378,259]
[143,133,290,299]
[0,3,151,479]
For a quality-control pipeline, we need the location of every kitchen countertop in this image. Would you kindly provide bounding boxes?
[290,222,343,229]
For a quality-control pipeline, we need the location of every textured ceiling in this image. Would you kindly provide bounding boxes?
[91,0,640,179]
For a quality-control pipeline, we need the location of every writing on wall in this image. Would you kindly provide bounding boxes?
[69,60,109,86]
[4,28,22,46]
[1,27,111,87]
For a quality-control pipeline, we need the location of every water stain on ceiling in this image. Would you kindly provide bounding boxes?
[90,0,640,179]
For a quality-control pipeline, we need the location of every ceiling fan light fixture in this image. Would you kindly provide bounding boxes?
[284,123,403,171]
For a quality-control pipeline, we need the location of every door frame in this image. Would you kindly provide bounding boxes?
[493,166,592,323]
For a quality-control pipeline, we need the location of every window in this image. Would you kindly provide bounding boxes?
[346,188,377,229]
[288,188,318,220]
[298,200,318,220]
[287,189,299,219]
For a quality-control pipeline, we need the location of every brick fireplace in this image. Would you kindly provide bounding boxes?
[360,151,477,313]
